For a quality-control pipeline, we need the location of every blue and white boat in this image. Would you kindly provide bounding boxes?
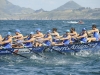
[0,41,100,55]
[0,46,46,55]
[51,41,100,53]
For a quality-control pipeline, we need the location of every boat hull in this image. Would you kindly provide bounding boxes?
[0,41,100,55]
[0,46,46,55]
[51,41,100,53]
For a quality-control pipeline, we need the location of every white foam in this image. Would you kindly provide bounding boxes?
[30,55,42,60]
[75,50,91,57]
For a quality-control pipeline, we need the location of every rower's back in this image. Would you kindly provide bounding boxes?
[3,32,12,49]
[52,28,60,43]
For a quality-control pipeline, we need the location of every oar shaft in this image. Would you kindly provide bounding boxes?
[27,47,48,59]
[7,49,28,59]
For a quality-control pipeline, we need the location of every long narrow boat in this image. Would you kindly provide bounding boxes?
[0,41,100,55]
[0,46,46,55]
[51,41,100,53]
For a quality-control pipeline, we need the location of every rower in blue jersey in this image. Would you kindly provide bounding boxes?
[0,32,12,49]
[23,32,35,47]
[12,29,24,48]
[70,27,78,43]
[43,30,52,46]
[62,30,71,45]
[88,25,100,42]
[53,30,71,45]
[51,28,60,43]
[77,28,88,43]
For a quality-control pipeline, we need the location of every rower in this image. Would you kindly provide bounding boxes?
[62,30,71,45]
[23,32,35,47]
[42,30,52,46]
[0,35,3,42]
[34,28,44,47]
[12,29,24,48]
[70,27,78,43]
[51,28,60,43]
[88,25,100,42]
[34,28,44,38]
[55,30,71,45]
[77,28,87,43]
[0,32,12,49]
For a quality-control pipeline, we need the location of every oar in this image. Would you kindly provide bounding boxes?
[21,42,48,59]
[47,45,66,55]
[26,47,48,59]
[6,49,28,59]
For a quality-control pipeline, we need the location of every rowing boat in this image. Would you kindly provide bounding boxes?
[51,41,100,53]
[0,41,100,55]
[0,46,46,55]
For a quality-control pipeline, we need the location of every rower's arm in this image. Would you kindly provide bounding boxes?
[92,29,99,33]
[33,34,38,37]
[43,37,50,41]
[78,34,86,38]
[51,33,55,36]
[12,35,22,38]
[60,37,69,40]
[23,38,34,43]
[34,34,44,38]
[70,33,76,36]
[12,35,20,38]
[2,39,12,44]
[54,36,62,39]
[0,35,3,41]
[87,30,94,34]
[12,35,17,38]
[23,36,28,39]
[51,33,60,37]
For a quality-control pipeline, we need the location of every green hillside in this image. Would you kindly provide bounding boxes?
[54,0,81,11]
[0,0,100,20]
[0,0,34,15]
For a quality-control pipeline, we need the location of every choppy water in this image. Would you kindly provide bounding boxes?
[0,20,100,75]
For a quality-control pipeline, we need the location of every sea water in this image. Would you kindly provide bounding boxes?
[0,20,100,75]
